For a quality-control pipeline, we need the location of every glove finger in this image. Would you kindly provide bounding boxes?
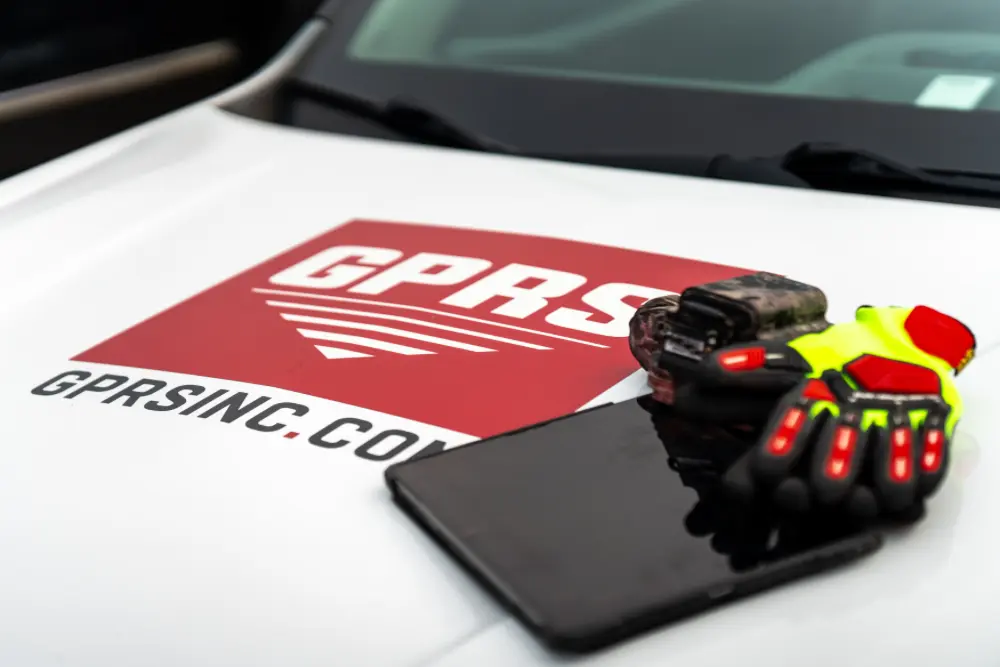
[722,379,837,508]
[916,408,952,498]
[749,381,833,486]
[808,407,869,507]
[677,340,811,392]
[684,498,722,537]
[871,410,919,514]
[771,476,813,514]
[841,434,880,519]
[844,485,879,520]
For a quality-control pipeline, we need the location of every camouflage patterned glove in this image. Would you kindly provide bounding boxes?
[629,272,830,408]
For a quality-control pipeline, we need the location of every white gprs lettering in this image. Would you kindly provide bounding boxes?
[349,252,491,295]
[547,283,675,337]
[268,245,672,336]
[269,245,401,290]
[440,263,587,318]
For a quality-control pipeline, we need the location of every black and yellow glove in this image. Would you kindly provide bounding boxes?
[663,304,975,520]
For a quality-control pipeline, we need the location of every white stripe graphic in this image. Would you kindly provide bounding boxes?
[281,313,495,352]
[296,329,433,355]
[265,300,550,350]
[313,346,372,360]
[253,287,608,348]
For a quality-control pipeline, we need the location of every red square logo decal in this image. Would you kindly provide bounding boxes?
[75,220,752,436]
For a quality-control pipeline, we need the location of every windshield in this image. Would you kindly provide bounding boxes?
[349,0,1000,110]
[278,0,1000,187]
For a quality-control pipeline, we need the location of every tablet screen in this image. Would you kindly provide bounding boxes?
[386,397,881,652]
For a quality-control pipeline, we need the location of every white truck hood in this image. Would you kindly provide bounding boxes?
[1,105,999,667]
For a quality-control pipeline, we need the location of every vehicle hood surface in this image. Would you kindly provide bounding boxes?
[1,106,999,667]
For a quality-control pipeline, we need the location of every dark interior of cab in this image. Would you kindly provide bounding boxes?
[0,0,324,179]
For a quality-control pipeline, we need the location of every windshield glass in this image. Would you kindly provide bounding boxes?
[279,0,1000,185]
[349,0,1000,111]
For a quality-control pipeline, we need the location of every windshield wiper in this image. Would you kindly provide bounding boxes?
[563,142,1000,198]
[776,142,1000,198]
[287,82,519,154]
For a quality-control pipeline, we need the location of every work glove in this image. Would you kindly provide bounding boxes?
[662,304,976,520]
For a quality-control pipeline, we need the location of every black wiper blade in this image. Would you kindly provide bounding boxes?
[778,142,1000,197]
[289,82,519,154]
[555,142,1000,198]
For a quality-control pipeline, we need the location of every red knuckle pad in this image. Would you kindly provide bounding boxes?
[824,426,859,479]
[802,379,835,401]
[844,355,941,394]
[904,305,976,370]
[766,407,806,455]
[717,347,766,371]
[922,428,946,473]
[889,428,913,482]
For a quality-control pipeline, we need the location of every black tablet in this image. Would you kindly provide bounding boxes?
[385,397,883,653]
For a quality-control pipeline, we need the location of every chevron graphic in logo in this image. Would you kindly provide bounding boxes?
[255,288,607,360]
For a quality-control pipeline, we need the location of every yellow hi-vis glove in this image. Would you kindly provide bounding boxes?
[665,305,976,520]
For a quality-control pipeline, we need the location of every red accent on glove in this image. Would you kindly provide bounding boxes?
[717,347,766,371]
[844,355,941,395]
[825,427,859,479]
[922,429,945,473]
[889,428,913,482]
[802,379,836,401]
[904,305,975,370]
